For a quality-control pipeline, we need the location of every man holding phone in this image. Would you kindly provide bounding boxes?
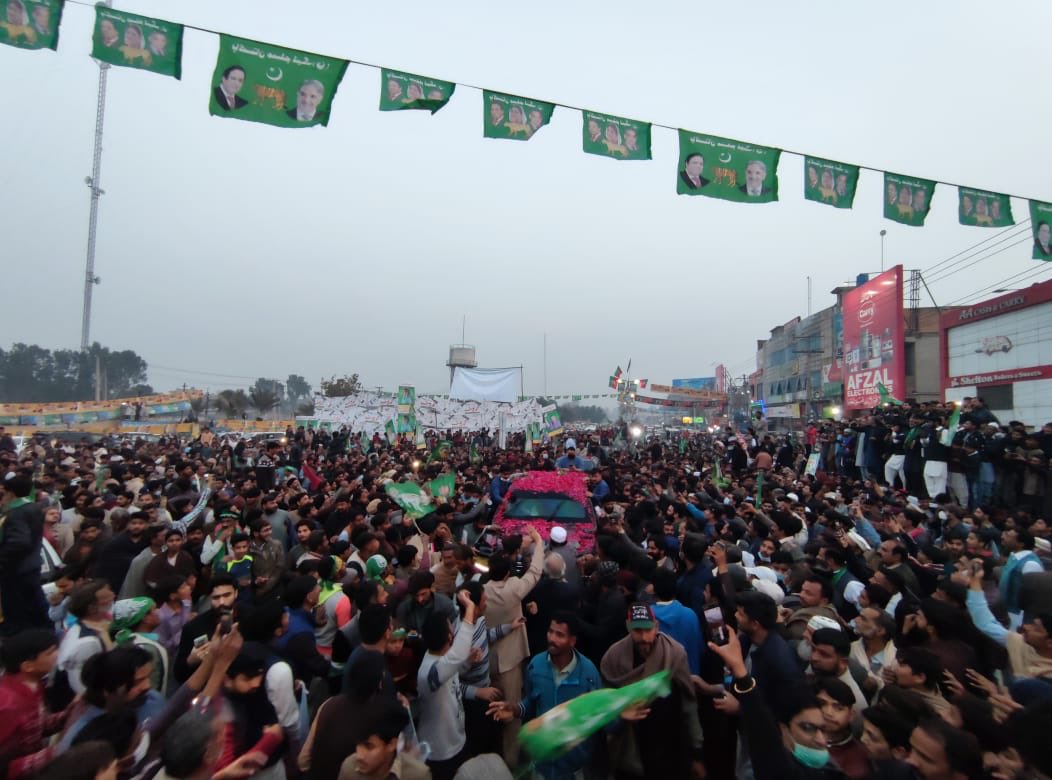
[173,573,238,682]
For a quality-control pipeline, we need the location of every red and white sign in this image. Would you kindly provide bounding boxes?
[842,266,905,410]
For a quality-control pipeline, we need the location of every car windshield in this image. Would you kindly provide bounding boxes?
[504,491,588,523]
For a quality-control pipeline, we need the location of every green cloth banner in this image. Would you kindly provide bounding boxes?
[92,7,183,79]
[582,112,651,160]
[380,68,454,113]
[384,419,396,444]
[385,482,432,520]
[428,473,455,501]
[958,188,1013,227]
[804,156,858,209]
[209,35,348,128]
[483,90,554,141]
[676,130,780,204]
[0,0,62,50]
[1032,201,1052,261]
[883,172,935,227]
[396,413,415,434]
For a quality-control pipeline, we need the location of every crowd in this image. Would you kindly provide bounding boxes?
[0,393,1050,780]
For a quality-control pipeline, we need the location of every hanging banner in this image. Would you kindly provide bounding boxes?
[541,405,563,437]
[483,90,554,141]
[396,412,415,434]
[676,130,780,204]
[397,385,415,414]
[1032,201,1052,261]
[958,188,1014,228]
[209,35,347,128]
[803,156,858,209]
[0,0,62,50]
[582,112,651,160]
[379,68,454,113]
[91,7,183,79]
[842,266,905,410]
[883,173,935,227]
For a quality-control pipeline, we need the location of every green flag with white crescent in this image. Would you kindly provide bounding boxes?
[883,173,935,227]
[209,35,348,128]
[92,7,183,78]
[379,68,454,113]
[582,112,651,160]
[958,188,1013,227]
[518,670,671,763]
[677,130,780,204]
[429,473,455,502]
[385,482,432,520]
[0,0,62,51]
[804,156,858,209]
[1030,201,1052,260]
[483,90,554,141]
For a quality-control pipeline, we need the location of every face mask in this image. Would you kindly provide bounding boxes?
[792,742,829,769]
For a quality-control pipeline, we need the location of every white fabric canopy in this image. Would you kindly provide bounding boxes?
[449,367,521,403]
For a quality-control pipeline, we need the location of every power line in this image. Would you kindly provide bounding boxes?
[920,221,1031,276]
[924,233,1034,286]
[945,265,1052,306]
[147,363,278,381]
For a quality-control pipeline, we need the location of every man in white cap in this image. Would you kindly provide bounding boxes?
[547,526,579,586]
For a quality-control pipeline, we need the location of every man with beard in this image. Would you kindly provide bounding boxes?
[173,574,238,683]
[0,474,49,636]
[216,644,286,775]
[261,493,291,549]
[599,603,704,779]
[91,511,150,596]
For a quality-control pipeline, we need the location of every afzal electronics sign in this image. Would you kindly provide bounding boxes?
[841,266,905,409]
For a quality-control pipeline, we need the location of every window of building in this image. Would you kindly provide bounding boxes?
[978,384,1013,410]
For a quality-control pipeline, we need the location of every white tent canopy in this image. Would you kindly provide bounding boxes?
[449,366,521,403]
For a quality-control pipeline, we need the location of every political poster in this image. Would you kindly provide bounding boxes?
[883,173,935,227]
[842,266,905,410]
[677,130,780,204]
[803,156,858,209]
[92,6,183,78]
[380,68,454,113]
[0,0,61,51]
[958,188,1013,227]
[483,90,554,141]
[582,111,651,160]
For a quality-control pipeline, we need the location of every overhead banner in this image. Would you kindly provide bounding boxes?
[209,35,348,128]
[582,112,651,160]
[676,130,780,203]
[483,90,554,141]
[842,265,905,410]
[92,7,183,78]
[804,156,858,209]
[1029,201,1052,260]
[0,0,62,50]
[380,68,454,113]
[958,188,1013,228]
[883,173,935,227]
[449,367,521,404]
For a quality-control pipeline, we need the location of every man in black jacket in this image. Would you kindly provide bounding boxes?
[173,573,238,682]
[0,474,49,636]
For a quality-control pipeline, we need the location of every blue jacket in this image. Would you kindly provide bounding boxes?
[653,600,703,675]
[519,650,601,780]
[490,475,511,504]
[676,562,713,626]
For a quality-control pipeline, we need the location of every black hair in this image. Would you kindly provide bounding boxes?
[34,741,115,780]
[154,575,187,605]
[283,575,318,609]
[487,554,512,582]
[210,572,237,592]
[359,604,392,645]
[774,682,821,725]
[344,649,386,702]
[350,699,409,746]
[914,717,983,778]
[1,628,57,673]
[81,646,152,707]
[896,647,941,690]
[550,610,580,637]
[813,676,854,707]
[737,590,777,630]
[71,710,138,757]
[237,601,284,642]
[861,705,913,750]
[803,576,834,603]
[681,536,708,564]
[422,610,452,653]
[863,583,892,609]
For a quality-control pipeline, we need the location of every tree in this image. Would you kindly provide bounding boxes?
[558,404,608,424]
[296,400,315,416]
[320,374,361,397]
[214,389,250,418]
[286,374,312,405]
[0,342,148,402]
[249,378,282,417]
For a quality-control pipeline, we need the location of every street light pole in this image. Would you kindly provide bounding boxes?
[879,229,887,273]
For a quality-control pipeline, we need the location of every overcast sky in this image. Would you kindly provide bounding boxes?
[2,0,1050,398]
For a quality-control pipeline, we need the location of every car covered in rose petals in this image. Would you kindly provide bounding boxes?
[491,470,596,553]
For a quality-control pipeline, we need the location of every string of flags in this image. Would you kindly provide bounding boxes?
[3,0,1050,259]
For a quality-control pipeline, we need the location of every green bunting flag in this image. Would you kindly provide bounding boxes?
[958,188,1013,227]
[428,473,455,501]
[582,112,651,160]
[92,7,183,79]
[209,35,348,128]
[803,156,858,209]
[483,90,554,141]
[380,68,454,113]
[883,173,935,227]
[0,0,62,50]
[385,482,432,520]
[1030,201,1052,261]
[676,130,780,204]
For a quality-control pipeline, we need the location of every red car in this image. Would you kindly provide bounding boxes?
[492,470,597,553]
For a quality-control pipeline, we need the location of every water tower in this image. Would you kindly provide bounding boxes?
[447,344,477,388]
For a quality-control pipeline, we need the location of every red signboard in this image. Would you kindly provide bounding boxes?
[842,266,905,409]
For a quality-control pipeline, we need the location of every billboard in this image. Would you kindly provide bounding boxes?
[671,377,716,390]
[842,266,904,409]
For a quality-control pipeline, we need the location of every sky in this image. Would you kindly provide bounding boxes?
[2,0,1050,399]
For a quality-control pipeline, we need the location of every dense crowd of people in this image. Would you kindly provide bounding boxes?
[0,393,1050,780]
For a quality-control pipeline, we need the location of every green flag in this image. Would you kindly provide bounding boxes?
[803,156,858,209]
[483,90,554,141]
[385,482,432,520]
[469,441,481,465]
[428,473,455,501]
[518,670,671,763]
[755,471,764,504]
[1030,200,1052,260]
[360,431,371,453]
[384,419,396,444]
[940,404,962,446]
[677,130,780,204]
[415,425,427,451]
[883,173,935,227]
[91,7,182,78]
[379,68,454,113]
[959,188,1013,227]
[877,382,904,406]
[209,35,348,128]
[0,0,61,50]
[679,437,687,455]
[582,112,651,160]
[713,459,729,489]
[428,440,453,463]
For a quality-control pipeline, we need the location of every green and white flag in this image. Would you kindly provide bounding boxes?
[582,111,651,160]
[385,482,432,520]
[209,35,348,128]
[384,419,396,444]
[415,425,427,450]
[883,173,935,227]
[380,68,454,113]
[397,385,415,413]
[0,0,62,51]
[92,7,182,78]
[429,473,455,501]
[1029,201,1052,261]
[803,156,858,209]
[483,90,554,141]
[940,404,962,446]
[959,188,1013,227]
[677,130,780,204]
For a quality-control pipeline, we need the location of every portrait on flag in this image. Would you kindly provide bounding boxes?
[1031,201,1052,260]
[803,156,858,209]
[380,68,454,113]
[92,7,183,78]
[958,188,1014,228]
[0,0,61,50]
[209,35,348,128]
[883,172,935,226]
[483,90,554,141]
[676,130,780,203]
[582,112,651,160]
